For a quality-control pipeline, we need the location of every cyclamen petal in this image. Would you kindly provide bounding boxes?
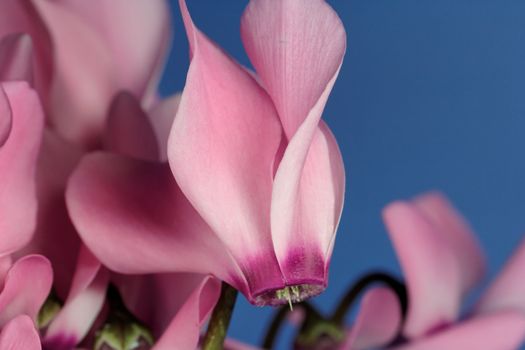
[0,315,42,350]
[382,201,463,338]
[170,0,284,300]
[0,255,52,326]
[104,91,159,161]
[0,33,34,84]
[342,287,402,350]
[0,0,52,97]
[476,236,525,315]
[32,0,115,147]
[413,192,486,294]
[51,0,171,106]
[0,82,44,256]
[115,273,205,338]
[242,0,346,289]
[148,93,181,161]
[33,0,171,147]
[152,276,221,350]
[271,121,345,290]
[390,311,525,350]
[66,153,245,290]
[241,0,346,139]
[0,86,11,147]
[44,246,109,349]
[16,129,83,299]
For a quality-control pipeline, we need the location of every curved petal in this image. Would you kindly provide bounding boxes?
[115,272,204,338]
[476,236,525,315]
[44,246,109,349]
[0,0,52,98]
[342,287,402,350]
[382,201,462,338]
[0,33,33,84]
[148,93,180,162]
[168,0,284,299]
[16,129,83,299]
[104,91,159,161]
[0,255,52,326]
[224,339,262,350]
[413,192,485,294]
[0,86,11,147]
[51,0,171,106]
[241,0,346,287]
[241,0,346,139]
[66,153,246,293]
[391,311,525,350]
[0,82,44,256]
[0,315,42,350]
[152,276,221,350]
[272,122,345,288]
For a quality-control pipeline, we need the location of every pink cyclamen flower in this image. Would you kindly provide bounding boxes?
[341,192,525,350]
[67,0,346,306]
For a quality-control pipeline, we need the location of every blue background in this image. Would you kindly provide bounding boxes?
[160,1,525,348]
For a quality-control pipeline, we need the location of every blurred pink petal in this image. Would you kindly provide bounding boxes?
[391,311,525,350]
[44,246,109,349]
[67,153,244,288]
[0,255,52,326]
[0,315,42,350]
[33,0,115,147]
[169,0,284,301]
[413,192,486,294]
[148,93,180,161]
[224,339,262,350]
[104,91,159,161]
[0,86,11,147]
[0,0,52,97]
[342,287,402,350]
[382,201,463,338]
[0,82,44,256]
[0,33,33,84]
[51,0,171,106]
[152,276,221,350]
[477,236,525,315]
[115,273,204,338]
[33,0,170,147]
[17,129,83,299]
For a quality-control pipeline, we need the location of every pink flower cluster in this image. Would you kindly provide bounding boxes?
[0,0,523,349]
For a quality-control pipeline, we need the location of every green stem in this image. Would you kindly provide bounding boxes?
[331,271,407,325]
[202,283,238,350]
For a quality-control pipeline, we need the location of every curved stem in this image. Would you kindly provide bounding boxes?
[263,302,326,349]
[262,305,290,349]
[331,271,407,325]
[202,283,238,350]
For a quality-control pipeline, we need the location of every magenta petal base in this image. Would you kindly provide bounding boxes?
[253,282,325,307]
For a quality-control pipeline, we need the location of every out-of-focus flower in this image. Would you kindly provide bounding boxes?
[34,89,182,349]
[67,0,346,307]
[340,192,525,350]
